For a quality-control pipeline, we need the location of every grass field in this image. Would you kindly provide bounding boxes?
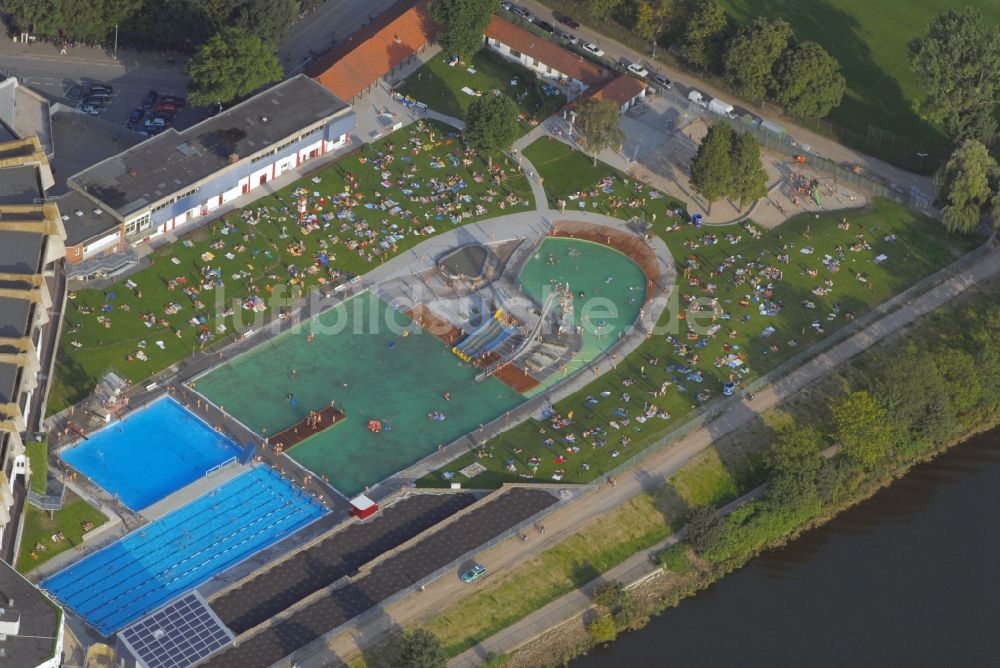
[421,485,687,657]
[50,121,532,414]
[16,492,108,573]
[718,0,1000,170]
[669,448,739,508]
[417,139,980,489]
[25,440,48,495]
[397,48,566,122]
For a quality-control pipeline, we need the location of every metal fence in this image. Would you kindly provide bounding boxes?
[730,117,936,216]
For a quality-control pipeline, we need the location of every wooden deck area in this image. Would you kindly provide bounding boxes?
[407,304,463,344]
[271,405,346,451]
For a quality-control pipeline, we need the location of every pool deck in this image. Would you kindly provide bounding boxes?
[139,461,248,521]
[271,405,346,453]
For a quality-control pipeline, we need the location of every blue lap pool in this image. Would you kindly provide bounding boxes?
[42,466,327,634]
[60,397,245,510]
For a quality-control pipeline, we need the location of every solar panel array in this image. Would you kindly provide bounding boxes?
[118,593,234,668]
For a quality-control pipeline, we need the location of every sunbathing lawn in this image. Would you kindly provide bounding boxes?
[417,139,981,489]
[421,484,688,657]
[50,120,532,414]
[26,439,48,495]
[16,492,108,573]
[396,48,566,122]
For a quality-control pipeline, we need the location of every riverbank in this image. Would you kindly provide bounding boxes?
[487,274,1000,667]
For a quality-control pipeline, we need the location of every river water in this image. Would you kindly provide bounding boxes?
[572,426,1000,667]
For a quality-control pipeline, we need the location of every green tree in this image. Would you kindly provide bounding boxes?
[934,140,997,234]
[680,0,728,72]
[762,423,823,504]
[772,41,845,118]
[464,94,520,167]
[933,348,983,418]
[632,0,670,50]
[909,8,1000,142]
[186,27,282,106]
[878,350,957,445]
[729,131,768,210]
[58,0,142,43]
[586,0,625,20]
[588,614,618,644]
[233,0,300,44]
[1,0,63,36]
[831,390,895,468]
[576,98,625,166]
[723,18,793,100]
[690,121,734,214]
[591,581,625,610]
[685,505,724,553]
[385,629,447,668]
[433,0,496,58]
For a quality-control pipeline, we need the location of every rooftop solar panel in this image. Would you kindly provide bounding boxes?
[117,593,234,668]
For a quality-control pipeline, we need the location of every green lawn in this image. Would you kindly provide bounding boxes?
[16,492,108,573]
[669,448,739,508]
[25,439,48,495]
[417,139,980,489]
[396,48,566,122]
[718,0,1000,171]
[50,120,532,414]
[421,485,687,657]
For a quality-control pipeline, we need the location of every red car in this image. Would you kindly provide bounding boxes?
[559,15,580,29]
[153,101,178,114]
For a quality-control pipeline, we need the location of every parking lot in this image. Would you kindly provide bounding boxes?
[66,78,197,133]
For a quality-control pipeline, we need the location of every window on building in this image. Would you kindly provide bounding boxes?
[532,58,539,67]
[510,49,521,59]
[125,213,151,235]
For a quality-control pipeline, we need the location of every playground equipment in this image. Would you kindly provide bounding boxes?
[452,309,517,363]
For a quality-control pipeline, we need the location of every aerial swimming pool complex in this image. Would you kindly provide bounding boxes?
[195,238,647,495]
[59,397,246,510]
[42,466,326,634]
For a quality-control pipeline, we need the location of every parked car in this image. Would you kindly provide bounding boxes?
[500,1,513,10]
[86,89,111,102]
[144,116,168,129]
[64,84,82,100]
[140,124,166,138]
[125,108,145,128]
[160,95,186,107]
[558,15,580,28]
[81,96,108,108]
[511,6,532,21]
[87,83,113,94]
[650,73,672,90]
[535,20,554,33]
[582,43,605,57]
[78,104,101,116]
[627,63,649,78]
[152,111,175,124]
[557,30,579,45]
[460,564,487,583]
[154,101,179,115]
[141,90,159,109]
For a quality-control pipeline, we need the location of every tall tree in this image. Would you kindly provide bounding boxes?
[772,41,845,118]
[186,27,282,106]
[680,0,728,72]
[575,98,625,166]
[58,0,142,43]
[433,0,496,58]
[685,505,725,553]
[762,423,824,504]
[878,348,958,445]
[690,121,733,214]
[233,0,300,44]
[385,629,446,668]
[723,18,793,100]
[632,0,671,52]
[933,140,996,233]
[464,93,520,167]
[1,0,63,36]
[585,0,625,20]
[832,390,895,468]
[909,8,1000,142]
[729,131,768,210]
